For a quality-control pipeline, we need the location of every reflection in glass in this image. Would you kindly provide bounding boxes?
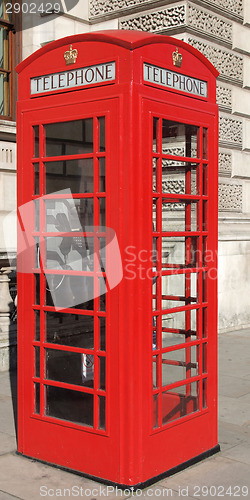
[34,199,39,231]
[162,120,199,158]
[153,117,159,153]
[99,356,106,390]
[98,117,105,152]
[162,236,198,269]
[98,277,106,312]
[35,346,40,378]
[203,128,208,159]
[98,396,106,430]
[46,312,94,349]
[162,200,198,232]
[45,198,94,232]
[45,385,94,427]
[33,126,39,158]
[46,348,94,387]
[162,161,198,195]
[34,164,39,195]
[162,309,197,348]
[45,118,93,157]
[162,346,198,387]
[99,198,106,227]
[162,381,199,424]
[99,158,105,192]
[35,310,40,341]
[46,275,94,310]
[34,274,40,305]
[99,317,106,351]
[45,159,94,194]
[161,272,198,311]
[34,383,40,414]
[46,236,94,272]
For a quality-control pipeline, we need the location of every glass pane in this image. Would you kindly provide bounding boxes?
[153,355,159,388]
[0,1,12,21]
[46,275,94,310]
[45,385,93,427]
[98,396,106,430]
[203,164,207,195]
[162,272,198,311]
[162,346,198,387]
[203,201,207,231]
[203,128,208,159]
[34,274,40,304]
[0,26,9,70]
[203,378,207,408]
[34,347,40,378]
[46,159,94,194]
[202,343,207,373]
[162,309,197,348]
[46,349,94,387]
[162,236,198,269]
[153,157,159,192]
[33,126,39,158]
[162,200,198,232]
[34,164,39,195]
[99,317,106,351]
[98,277,106,311]
[45,119,93,157]
[45,312,94,349]
[34,200,39,231]
[153,393,159,428]
[99,356,106,390]
[98,117,105,152]
[0,71,9,116]
[99,198,106,227]
[45,198,94,232]
[34,237,40,269]
[203,308,207,338]
[45,236,94,272]
[203,272,207,302]
[162,120,199,158]
[34,383,40,414]
[35,310,40,341]
[162,161,198,195]
[162,381,199,424]
[153,117,159,153]
[99,158,105,192]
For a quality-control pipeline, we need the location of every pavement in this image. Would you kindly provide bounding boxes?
[0,328,250,500]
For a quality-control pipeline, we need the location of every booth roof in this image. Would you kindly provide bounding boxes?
[16,30,219,77]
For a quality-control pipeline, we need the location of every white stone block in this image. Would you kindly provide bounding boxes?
[243,118,250,151]
[63,1,89,21]
[232,87,250,117]
[243,0,250,26]
[232,150,250,179]
[54,16,75,39]
[232,23,250,54]
[89,19,119,32]
[74,22,90,35]
[243,56,250,89]
[243,181,250,213]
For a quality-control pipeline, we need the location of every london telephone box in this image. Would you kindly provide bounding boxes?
[16,30,219,487]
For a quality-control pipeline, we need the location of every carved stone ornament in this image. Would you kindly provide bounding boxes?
[64,45,78,65]
[172,47,182,68]
[218,183,242,211]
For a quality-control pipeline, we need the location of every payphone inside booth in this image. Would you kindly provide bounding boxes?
[16,31,219,487]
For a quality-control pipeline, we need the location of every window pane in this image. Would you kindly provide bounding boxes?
[46,349,94,388]
[45,236,94,272]
[162,120,199,158]
[45,385,93,427]
[46,159,94,194]
[34,383,40,414]
[162,309,197,348]
[46,275,94,311]
[162,346,199,387]
[98,158,105,192]
[0,26,9,70]
[162,236,198,269]
[45,119,93,156]
[98,117,105,152]
[98,396,106,430]
[162,272,198,311]
[45,312,94,349]
[0,71,9,116]
[162,381,199,424]
[45,198,94,232]
[162,200,198,232]
[162,161,199,196]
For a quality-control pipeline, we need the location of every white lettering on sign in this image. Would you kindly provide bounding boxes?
[30,61,116,95]
[143,63,207,98]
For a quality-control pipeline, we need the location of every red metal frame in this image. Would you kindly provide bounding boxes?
[16,30,219,486]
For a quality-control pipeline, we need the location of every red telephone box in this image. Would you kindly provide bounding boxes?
[16,30,219,487]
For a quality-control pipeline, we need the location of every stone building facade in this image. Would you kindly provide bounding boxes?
[1,0,250,368]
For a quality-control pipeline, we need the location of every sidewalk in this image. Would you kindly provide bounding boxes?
[1,329,250,500]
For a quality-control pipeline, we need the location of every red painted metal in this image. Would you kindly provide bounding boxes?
[16,30,219,486]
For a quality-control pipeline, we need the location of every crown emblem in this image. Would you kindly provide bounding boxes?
[172,47,183,68]
[64,45,78,65]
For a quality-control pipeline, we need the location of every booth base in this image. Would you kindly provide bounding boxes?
[16,444,220,489]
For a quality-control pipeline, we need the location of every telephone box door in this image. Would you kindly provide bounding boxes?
[142,98,218,474]
[18,98,120,479]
